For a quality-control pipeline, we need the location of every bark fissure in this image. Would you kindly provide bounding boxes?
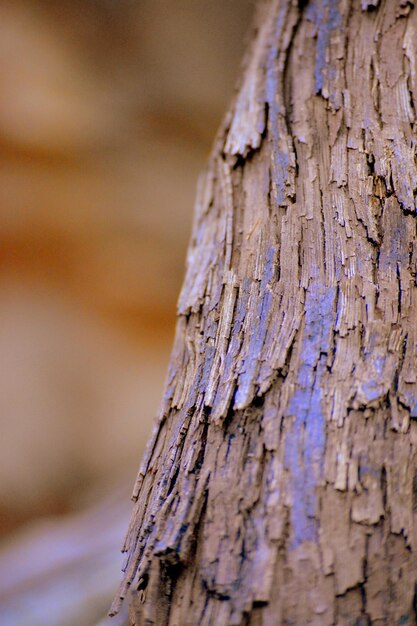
[113,0,417,624]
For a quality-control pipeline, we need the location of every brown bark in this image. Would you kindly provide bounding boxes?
[112,1,417,624]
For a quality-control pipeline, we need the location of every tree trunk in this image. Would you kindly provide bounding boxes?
[112,1,417,624]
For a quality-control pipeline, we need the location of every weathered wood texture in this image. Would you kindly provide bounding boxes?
[113,1,417,624]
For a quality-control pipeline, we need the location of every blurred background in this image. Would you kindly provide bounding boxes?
[0,1,253,624]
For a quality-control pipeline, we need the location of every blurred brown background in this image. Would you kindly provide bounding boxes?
[0,1,252,623]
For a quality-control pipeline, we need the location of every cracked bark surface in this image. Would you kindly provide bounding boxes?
[112,1,417,624]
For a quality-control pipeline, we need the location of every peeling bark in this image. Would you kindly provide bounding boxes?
[112,1,417,624]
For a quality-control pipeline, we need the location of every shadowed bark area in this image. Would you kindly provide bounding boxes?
[112,1,417,624]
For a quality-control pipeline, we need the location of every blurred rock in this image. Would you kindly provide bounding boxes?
[0,487,131,626]
[0,0,252,527]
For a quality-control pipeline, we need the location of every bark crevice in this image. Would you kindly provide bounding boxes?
[113,1,417,624]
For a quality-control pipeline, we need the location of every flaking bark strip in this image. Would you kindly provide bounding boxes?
[112,1,417,624]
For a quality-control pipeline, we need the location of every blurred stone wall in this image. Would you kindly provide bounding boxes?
[0,0,253,533]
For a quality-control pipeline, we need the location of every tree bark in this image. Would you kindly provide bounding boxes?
[112,1,417,624]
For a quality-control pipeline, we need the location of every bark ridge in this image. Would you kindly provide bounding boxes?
[112,1,417,624]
